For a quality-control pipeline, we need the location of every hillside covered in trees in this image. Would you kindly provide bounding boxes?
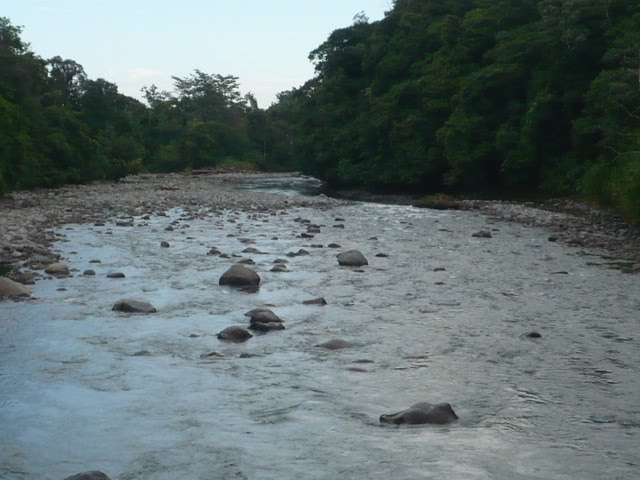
[1,0,640,219]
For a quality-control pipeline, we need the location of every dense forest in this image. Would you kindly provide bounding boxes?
[1,0,639,219]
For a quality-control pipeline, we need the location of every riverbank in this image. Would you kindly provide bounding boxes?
[331,188,640,269]
[0,172,339,274]
[2,173,639,279]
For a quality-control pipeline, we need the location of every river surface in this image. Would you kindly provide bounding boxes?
[1,179,639,480]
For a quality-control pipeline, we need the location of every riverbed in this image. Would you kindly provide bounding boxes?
[1,177,639,479]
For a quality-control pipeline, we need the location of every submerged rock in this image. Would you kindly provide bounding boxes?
[337,250,368,267]
[380,402,459,425]
[316,339,352,350]
[219,264,260,286]
[112,299,157,313]
[472,230,492,238]
[303,297,327,306]
[63,472,111,480]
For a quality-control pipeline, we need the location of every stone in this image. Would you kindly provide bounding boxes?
[0,277,31,298]
[244,307,275,318]
[12,271,36,285]
[380,402,459,425]
[64,471,111,480]
[526,331,542,339]
[45,262,70,276]
[472,230,492,238]
[249,321,286,332]
[217,326,253,342]
[83,269,96,276]
[112,299,157,313]
[328,243,341,248]
[219,264,260,286]
[337,250,368,267]
[316,339,352,350]
[270,264,288,272]
[160,241,170,248]
[303,297,327,306]
[249,310,282,323]
[375,253,389,258]
[548,235,559,242]
[107,272,125,278]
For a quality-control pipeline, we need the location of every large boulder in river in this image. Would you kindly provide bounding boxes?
[337,250,368,267]
[248,310,283,324]
[112,299,157,313]
[64,472,111,480]
[0,277,32,298]
[217,326,253,342]
[219,264,260,286]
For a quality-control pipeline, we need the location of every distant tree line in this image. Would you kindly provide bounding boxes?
[1,1,640,220]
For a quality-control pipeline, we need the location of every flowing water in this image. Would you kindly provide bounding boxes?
[1,179,639,479]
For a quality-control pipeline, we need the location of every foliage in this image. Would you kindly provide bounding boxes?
[263,0,640,220]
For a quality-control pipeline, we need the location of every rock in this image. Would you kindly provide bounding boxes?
[303,297,327,306]
[217,326,253,342]
[548,235,559,242]
[380,402,459,425]
[0,277,32,298]
[273,258,288,264]
[107,272,125,278]
[45,262,70,275]
[219,264,260,286]
[328,243,341,248]
[333,224,345,229]
[112,299,157,313]
[551,271,568,275]
[526,331,542,338]
[244,307,275,317]
[89,259,101,263]
[433,267,446,272]
[270,264,288,272]
[316,339,352,350]
[207,248,221,256]
[12,271,36,284]
[375,253,389,258]
[83,269,96,276]
[472,230,492,238]
[249,310,283,323]
[160,241,170,248]
[249,321,286,332]
[300,232,314,238]
[200,351,224,359]
[242,247,263,254]
[337,250,368,267]
[237,258,255,265]
[63,471,111,480]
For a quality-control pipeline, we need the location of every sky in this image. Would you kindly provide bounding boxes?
[3,0,391,107]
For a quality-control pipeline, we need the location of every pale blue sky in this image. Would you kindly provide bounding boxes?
[4,0,391,107]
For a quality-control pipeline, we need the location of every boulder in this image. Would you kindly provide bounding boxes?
[337,250,368,267]
[217,326,253,342]
[249,322,286,332]
[380,402,459,425]
[472,230,492,238]
[244,307,274,318]
[83,269,96,276]
[249,310,282,323]
[106,272,125,278]
[64,472,111,480]
[160,241,170,248]
[45,262,70,276]
[219,265,260,286]
[0,277,31,298]
[270,264,288,272]
[112,299,157,313]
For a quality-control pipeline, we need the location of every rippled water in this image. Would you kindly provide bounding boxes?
[1,181,639,479]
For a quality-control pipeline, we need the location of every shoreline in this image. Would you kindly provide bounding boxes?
[1,173,639,280]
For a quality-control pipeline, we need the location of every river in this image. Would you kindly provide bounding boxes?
[1,178,639,479]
